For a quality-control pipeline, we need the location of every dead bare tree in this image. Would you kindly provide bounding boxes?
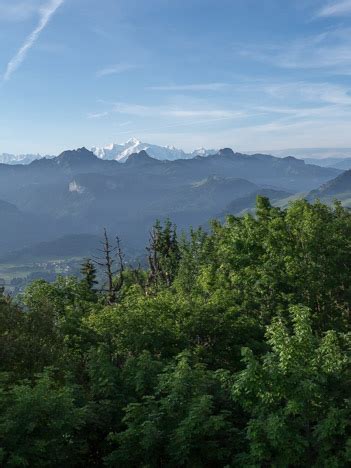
[114,235,125,294]
[94,229,125,304]
[147,225,162,290]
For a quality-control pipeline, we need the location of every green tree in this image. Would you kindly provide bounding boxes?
[0,297,27,379]
[233,306,351,467]
[0,371,87,467]
[106,352,241,467]
[80,258,98,294]
[147,219,180,290]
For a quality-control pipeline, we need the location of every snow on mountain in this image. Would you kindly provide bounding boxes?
[0,153,47,165]
[92,138,216,162]
[192,147,216,158]
[0,139,216,165]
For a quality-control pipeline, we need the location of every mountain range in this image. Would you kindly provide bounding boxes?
[0,146,342,264]
[0,153,51,165]
[266,147,351,160]
[306,158,351,171]
[3,140,351,168]
[0,138,216,165]
[92,137,216,162]
[255,148,351,171]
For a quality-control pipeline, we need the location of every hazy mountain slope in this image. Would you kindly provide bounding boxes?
[302,157,347,167]
[308,170,351,206]
[266,148,351,159]
[299,157,351,170]
[0,234,100,264]
[0,200,55,256]
[327,159,351,171]
[0,146,338,205]
[221,189,292,217]
[0,146,342,257]
[157,148,340,192]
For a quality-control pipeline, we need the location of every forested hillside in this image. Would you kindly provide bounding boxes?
[1,197,350,467]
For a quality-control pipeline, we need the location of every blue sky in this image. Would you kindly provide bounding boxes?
[1,0,351,154]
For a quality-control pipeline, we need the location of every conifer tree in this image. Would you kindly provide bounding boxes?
[80,258,98,292]
[147,219,180,290]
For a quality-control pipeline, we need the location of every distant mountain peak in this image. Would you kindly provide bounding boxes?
[58,147,94,157]
[57,147,97,163]
[92,139,216,163]
[125,150,159,165]
[0,153,52,165]
[283,155,304,164]
[126,137,141,145]
[218,148,235,157]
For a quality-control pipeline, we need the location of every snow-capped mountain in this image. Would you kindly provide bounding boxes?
[92,138,216,162]
[0,139,216,165]
[0,153,47,165]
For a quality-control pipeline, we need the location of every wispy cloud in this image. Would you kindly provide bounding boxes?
[88,75,351,150]
[90,78,351,124]
[108,102,244,119]
[87,111,109,120]
[117,120,132,127]
[318,1,351,17]
[96,63,138,78]
[148,83,229,92]
[103,115,248,137]
[87,101,246,130]
[237,28,351,72]
[263,81,351,106]
[2,0,64,81]
[0,1,40,22]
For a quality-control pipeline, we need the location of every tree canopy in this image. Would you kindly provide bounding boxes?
[0,198,350,467]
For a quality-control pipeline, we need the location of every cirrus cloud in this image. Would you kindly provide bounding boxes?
[96,63,138,78]
[2,0,64,81]
[318,1,351,17]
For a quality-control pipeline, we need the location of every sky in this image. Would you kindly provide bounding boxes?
[1,0,351,155]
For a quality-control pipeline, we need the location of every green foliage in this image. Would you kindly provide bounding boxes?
[233,306,351,467]
[0,299,27,378]
[106,352,240,467]
[0,371,86,467]
[80,259,98,300]
[0,199,351,466]
[147,219,180,290]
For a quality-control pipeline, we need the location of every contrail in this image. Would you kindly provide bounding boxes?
[3,0,64,81]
